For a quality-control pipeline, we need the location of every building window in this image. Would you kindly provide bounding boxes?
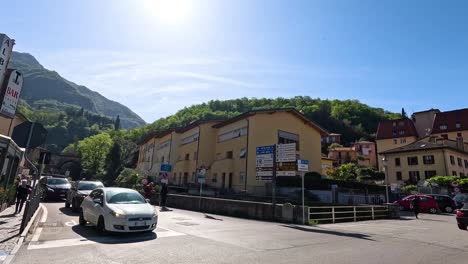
[400,138,406,144]
[240,148,246,158]
[456,122,461,129]
[395,158,401,167]
[239,171,245,183]
[407,156,418,166]
[226,151,233,159]
[424,170,437,179]
[440,124,448,130]
[212,173,218,183]
[396,172,402,181]
[423,155,435,165]
[218,127,248,142]
[181,133,199,145]
[453,171,457,176]
[458,158,463,167]
[278,130,299,150]
[394,139,398,144]
[216,153,222,160]
[465,160,468,168]
[450,155,455,165]
[409,171,420,183]
[185,153,190,160]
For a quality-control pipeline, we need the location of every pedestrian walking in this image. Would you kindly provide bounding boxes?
[143,181,154,200]
[160,183,168,211]
[412,195,420,219]
[15,179,32,214]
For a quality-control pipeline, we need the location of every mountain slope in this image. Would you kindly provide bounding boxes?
[9,52,146,128]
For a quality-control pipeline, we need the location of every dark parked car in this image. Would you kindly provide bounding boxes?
[456,208,468,230]
[66,180,104,212]
[429,195,456,213]
[39,176,71,200]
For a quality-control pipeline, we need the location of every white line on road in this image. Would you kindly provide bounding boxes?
[27,228,185,250]
[31,204,49,242]
[65,220,77,227]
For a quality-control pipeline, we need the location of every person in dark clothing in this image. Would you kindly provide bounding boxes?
[160,183,168,211]
[15,179,32,214]
[412,196,420,219]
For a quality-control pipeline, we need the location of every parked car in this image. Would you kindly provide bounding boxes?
[66,180,104,212]
[394,194,439,214]
[39,176,71,201]
[80,187,158,233]
[429,194,456,213]
[456,205,468,230]
[453,193,468,209]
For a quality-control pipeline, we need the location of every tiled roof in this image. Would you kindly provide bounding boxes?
[212,108,328,135]
[379,138,468,155]
[432,108,468,134]
[376,118,418,140]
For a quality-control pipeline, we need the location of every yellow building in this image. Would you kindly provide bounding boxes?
[431,108,468,140]
[376,118,419,171]
[380,137,468,185]
[136,108,327,195]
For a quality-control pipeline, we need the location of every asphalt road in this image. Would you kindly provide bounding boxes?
[12,201,468,264]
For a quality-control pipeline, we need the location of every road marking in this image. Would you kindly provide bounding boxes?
[27,227,185,250]
[65,220,77,226]
[31,204,49,242]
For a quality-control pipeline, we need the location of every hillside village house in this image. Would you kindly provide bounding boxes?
[327,140,377,168]
[137,108,327,195]
[376,107,468,186]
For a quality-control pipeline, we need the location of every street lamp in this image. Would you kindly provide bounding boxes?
[382,157,389,203]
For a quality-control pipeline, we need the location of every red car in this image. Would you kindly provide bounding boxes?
[395,194,439,214]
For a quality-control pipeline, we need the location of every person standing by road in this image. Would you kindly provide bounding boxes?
[160,183,168,211]
[412,195,420,219]
[15,179,32,215]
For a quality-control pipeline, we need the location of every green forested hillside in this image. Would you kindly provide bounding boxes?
[9,52,146,128]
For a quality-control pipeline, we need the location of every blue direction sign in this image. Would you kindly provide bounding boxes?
[297,160,309,172]
[256,145,274,155]
[160,164,172,172]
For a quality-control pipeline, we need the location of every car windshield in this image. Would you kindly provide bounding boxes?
[47,178,69,185]
[78,182,104,190]
[105,190,146,204]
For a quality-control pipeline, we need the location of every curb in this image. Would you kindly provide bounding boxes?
[3,205,43,264]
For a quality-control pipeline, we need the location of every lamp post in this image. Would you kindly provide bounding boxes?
[382,157,389,203]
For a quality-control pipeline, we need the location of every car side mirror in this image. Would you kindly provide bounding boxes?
[93,198,102,206]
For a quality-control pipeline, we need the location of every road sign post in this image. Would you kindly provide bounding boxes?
[297,160,309,225]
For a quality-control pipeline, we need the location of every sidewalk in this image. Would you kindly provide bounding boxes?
[0,206,23,263]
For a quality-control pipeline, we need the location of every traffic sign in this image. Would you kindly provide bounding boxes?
[452,181,459,187]
[197,168,206,184]
[276,143,296,162]
[161,172,169,184]
[160,164,172,172]
[256,145,274,181]
[297,160,309,172]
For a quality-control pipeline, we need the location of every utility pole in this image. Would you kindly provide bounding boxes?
[272,144,277,205]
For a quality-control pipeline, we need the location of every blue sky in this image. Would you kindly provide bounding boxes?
[2,0,468,123]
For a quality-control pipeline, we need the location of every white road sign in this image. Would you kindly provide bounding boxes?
[276,143,296,162]
[297,160,309,172]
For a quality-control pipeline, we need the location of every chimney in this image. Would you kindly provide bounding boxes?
[456,137,464,151]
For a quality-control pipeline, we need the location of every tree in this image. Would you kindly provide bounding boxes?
[115,168,142,190]
[327,143,344,151]
[401,108,407,118]
[327,163,359,181]
[104,142,122,185]
[77,133,113,179]
[114,115,121,130]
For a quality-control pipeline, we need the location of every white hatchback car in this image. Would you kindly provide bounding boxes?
[80,187,158,233]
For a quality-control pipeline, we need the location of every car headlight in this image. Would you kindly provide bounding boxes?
[47,187,54,192]
[109,210,126,219]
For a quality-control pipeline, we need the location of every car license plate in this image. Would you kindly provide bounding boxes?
[134,221,146,226]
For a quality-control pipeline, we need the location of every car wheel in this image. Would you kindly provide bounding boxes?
[72,199,78,212]
[96,216,106,234]
[65,200,70,208]
[445,206,454,213]
[429,207,438,214]
[457,223,467,230]
[79,210,87,226]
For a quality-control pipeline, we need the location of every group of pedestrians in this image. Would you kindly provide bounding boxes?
[142,176,169,211]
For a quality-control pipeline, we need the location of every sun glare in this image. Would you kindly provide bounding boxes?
[144,0,193,26]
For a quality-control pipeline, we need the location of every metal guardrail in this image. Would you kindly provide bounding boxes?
[19,192,41,233]
[308,205,389,224]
